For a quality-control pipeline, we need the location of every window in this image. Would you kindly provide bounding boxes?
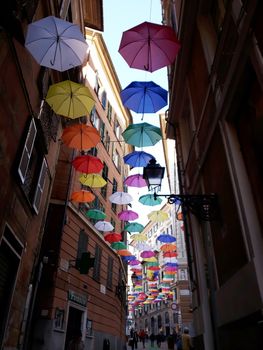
[77,229,88,260]
[92,245,102,281]
[105,131,111,154]
[112,178,118,193]
[90,108,100,130]
[100,90,107,109]
[107,103,112,123]
[110,218,115,230]
[106,256,113,289]
[101,164,108,198]
[88,147,98,157]
[111,203,117,213]
[113,150,121,172]
[33,158,48,213]
[100,120,105,141]
[114,120,121,139]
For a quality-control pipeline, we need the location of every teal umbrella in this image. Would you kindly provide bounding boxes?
[86,209,106,220]
[111,242,127,250]
[124,222,144,233]
[139,194,163,206]
[122,122,162,147]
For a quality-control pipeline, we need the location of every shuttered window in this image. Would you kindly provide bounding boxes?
[106,256,113,289]
[77,229,88,260]
[32,158,48,213]
[92,245,101,281]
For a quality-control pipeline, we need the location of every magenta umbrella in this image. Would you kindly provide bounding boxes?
[119,21,181,72]
[118,210,139,221]
[124,174,147,188]
[129,259,141,266]
[140,251,155,258]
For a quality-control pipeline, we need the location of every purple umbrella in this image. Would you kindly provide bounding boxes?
[124,174,147,188]
[123,151,155,167]
[140,251,155,258]
[129,259,141,266]
[118,210,139,221]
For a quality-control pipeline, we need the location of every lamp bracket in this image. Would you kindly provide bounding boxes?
[153,193,217,221]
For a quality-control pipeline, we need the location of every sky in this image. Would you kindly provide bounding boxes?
[102,0,170,226]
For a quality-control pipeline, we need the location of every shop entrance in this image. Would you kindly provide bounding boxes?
[64,306,83,349]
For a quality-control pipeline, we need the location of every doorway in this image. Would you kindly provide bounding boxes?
[64,306,83,349]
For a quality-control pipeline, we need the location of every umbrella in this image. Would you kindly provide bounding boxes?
[124,174,147,188]
[72,155,103,174]
[25,16,88,72]
[130,233,147,241]
[109,192,133,205]
[143,257,157,262]
[79,174,107,188]
[163,251,178,258]
[118,21,180,72]
[123,151,155,167]
[157,234,176,243]
[140,251,155,258]
[138,194,163,206]
[135,242,152,251]
[129,259,141,266]
[122,122,162,147]
[118,210,139,221]
[94,221,114,232]
[117,249,133,256]
[71,190,95,203]
[147,210,169,222]
[61,124,100,150]
[46,80,95,118]
[124,222,144,233]
[160,243,177,252]
[120,81,167,114]
[111,242,127,250]
[85,209,106,220]
[122,255,137,262]
[104,232,122,243]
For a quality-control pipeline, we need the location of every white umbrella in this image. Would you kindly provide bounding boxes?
[94,221,114,232]
[25,16,88,72]
[109,191,133,205]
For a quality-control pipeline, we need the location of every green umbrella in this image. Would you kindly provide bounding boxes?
[124,222,144,233]
[122,122,162,147]
[111,242,127,250]
[139,194,163,206]
[86,209,106,220]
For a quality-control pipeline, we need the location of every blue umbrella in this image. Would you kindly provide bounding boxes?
[120,81,167,114]
[157,234,176,243]
[123,151,155,167]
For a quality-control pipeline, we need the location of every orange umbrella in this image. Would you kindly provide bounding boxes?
[61,124,100,150]
[71,190,95,203]
[160,243,177,252]
[117,249,133,256]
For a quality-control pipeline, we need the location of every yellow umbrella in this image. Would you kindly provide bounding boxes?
[79,174,107,188]
[147,210,169,222]
[143,256,157,262]
[46,80,95,118]
[130,233,148,241]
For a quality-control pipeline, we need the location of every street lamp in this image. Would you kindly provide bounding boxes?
[143,159,217,221]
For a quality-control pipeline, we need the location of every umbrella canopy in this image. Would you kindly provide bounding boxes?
[124,222,144,233]
[123,151,155,167]
[135,242,152,251]
[163,251,178,258]
[140,251,155,258]
[130,233,147,241]
[118,21,180,72]
[138,194,163,206]
[85,209,106,220]
[25,16,88,72]
[94,221,114,232]
[71,190,95,203]
[79,174,107,188]
[72,154,103,174]
[129,259,141,266]
[160,243,177,252]
[157,234,176,243]
[111,242,127,250]
[147,210,169,222]
[124,174,147,188]
[120,81,167,114]
[46,80,95,118]
[61,124,100,150]
[109,191,133,205]
[122,122,162,147]
[117,249,133,257]
[118,210,139,221]
[104,232,122,243]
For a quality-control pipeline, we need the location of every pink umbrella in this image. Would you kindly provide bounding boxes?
[124,174,147,188]
[140,251,155,258]
[118,210,139,221]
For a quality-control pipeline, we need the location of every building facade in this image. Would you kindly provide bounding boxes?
[162,1,263,349]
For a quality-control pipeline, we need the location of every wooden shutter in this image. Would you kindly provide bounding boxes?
[77,229,88,260]
[92,245,101,281]
[106,256,113,289]
[32,158,48,213]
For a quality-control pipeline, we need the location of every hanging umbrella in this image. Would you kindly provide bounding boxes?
[157,234,176,243]
[148,266,160,271]
[118,210,139,221]
[140,251,155,258]
[25,16,88,72]
[124,174,147,188]
[94,221,114,232]
[122,122,162,147]
[118,21,180,72]
[71,190,95,203]
[163,251,178,258]
[120,81,167,114]
[138,194,162,206]
[160,243,177,252]
[104,232,122,243]
[129,259,141,266]
[111,242,127,250]
[148,210,169,223]
[85,209,106,220]
[130,233,147,241]
[79,174,107,188]
[124,222,144,233]
[46,80,95,118]
[143,257,157,262]
[61,124,100,150]
[109,191,133,205]
[135,242,152,251]
[123,151,155,167]
[117,249,133,257]
[72,154,103,174]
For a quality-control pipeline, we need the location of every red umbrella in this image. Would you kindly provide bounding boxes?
[163,251,178,258]
[119,21,180,72]
[104,232,122,243]
[72,154,103,174]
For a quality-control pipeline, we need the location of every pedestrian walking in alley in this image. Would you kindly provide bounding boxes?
[167,334,175,350]
[156,332,162,348]
[149,333,155,348]
[129,328,139,350]
[139,329,146,348]
[181,328,193,350]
